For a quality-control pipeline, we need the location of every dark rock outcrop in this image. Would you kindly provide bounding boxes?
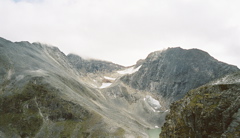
[67,54,124,73]
[121,47,239,102]
[160,72,240,137]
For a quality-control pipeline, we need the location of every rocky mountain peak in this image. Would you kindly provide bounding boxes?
[121,47,239,102]
[145,47,213,63]
[67,53,124,73]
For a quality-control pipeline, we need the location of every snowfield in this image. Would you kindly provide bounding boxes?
[99,83,112,89]
[117,65,142,75]
[211,73,240,85]
[145,95,161,112]
[104,76,116,80]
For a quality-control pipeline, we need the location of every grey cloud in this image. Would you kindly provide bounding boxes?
[0,0,240,67]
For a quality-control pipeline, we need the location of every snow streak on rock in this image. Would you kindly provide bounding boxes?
[117,65,142,75]
[104,76,116,80]
[99,83,112,89]
[144,95,161,112]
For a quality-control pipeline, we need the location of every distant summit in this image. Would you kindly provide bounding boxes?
[121,47,239,102]
[67,54,124,73]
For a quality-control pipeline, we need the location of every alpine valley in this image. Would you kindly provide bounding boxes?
[0,37,239,138]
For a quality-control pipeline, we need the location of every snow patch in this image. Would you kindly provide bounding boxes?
[16,75,24,81]
[212,74,240,85]
[99,83,112,89]
[104,76,116,80]
[30,69,47,74]
[117,65,142,75]
[145,95,161,111]
[28,69,48,77]
[151,107,157,112]
[90,84,97,88]
[7,69,13,80]
[212,76,228,85]
[43,46,61,66]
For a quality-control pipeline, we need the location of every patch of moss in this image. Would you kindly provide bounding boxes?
[204,103,218,113]
[56,121,79,137]
[113,127,125,136]
[225,124,240,137]
[196,103,203,108]
[0,112,43,137]
[0,79,61,137]
[187,94,203,109]
[218,84,229,91]
[82,112,102,128]
[90,127,125,137]
[90,129,110,137]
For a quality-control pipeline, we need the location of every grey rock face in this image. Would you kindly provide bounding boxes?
[67,54,124,74]
[160,72,240,137]
[121,47,239,102]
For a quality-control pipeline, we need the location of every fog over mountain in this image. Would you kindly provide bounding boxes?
[1,0,240,67]
[0,37,239,137]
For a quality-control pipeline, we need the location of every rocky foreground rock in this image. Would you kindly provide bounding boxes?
[160,72,240,137]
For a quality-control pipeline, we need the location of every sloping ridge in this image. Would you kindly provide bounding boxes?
[0,37,147,137]
[160,72,240,137]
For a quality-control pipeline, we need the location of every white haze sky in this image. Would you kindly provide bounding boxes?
[0,0,240,67]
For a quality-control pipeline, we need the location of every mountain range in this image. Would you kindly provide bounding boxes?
[0,37,239,137]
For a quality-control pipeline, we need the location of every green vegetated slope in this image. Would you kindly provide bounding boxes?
[1,77,93,137]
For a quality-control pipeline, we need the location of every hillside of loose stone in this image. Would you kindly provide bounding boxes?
[0,37,149,137]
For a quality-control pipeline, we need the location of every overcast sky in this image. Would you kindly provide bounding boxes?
[1,0,240,67]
